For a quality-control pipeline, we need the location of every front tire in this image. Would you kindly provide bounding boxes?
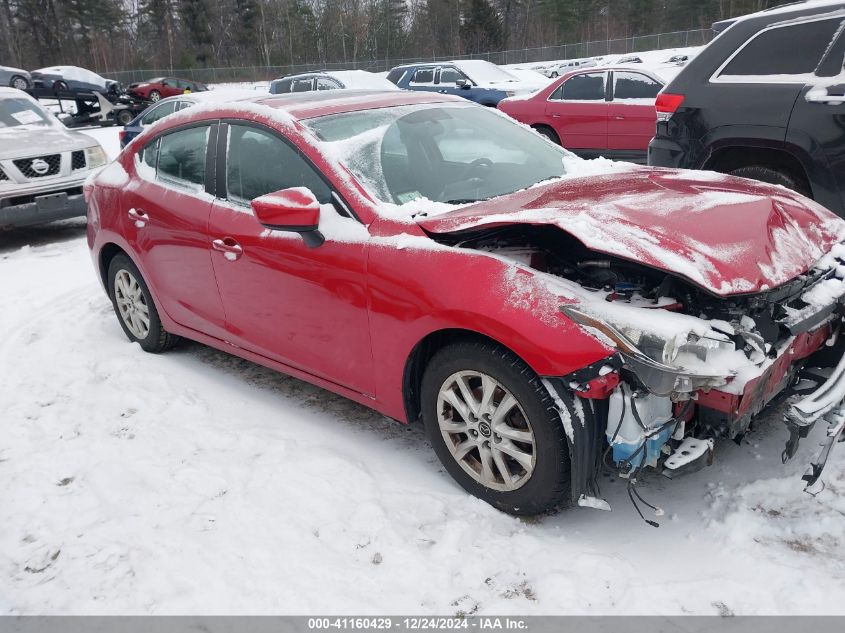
[149,89,161,102]
[10,75,28,90]
[421,340,571,515]
[53,80,68,94]
[107,254,177,353]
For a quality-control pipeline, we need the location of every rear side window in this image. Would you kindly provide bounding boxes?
[136,138,159,181]
[411,69,434,84]
[157,126,209,189]
[226,124,331,205]
[142,101,176,125]
[551,73,606,101]
[720,18,843,77]
[272,79,292,94]
[613,72,662,100]
[291,78,314,92]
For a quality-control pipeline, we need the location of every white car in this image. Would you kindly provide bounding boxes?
[0,88,108,229]
[270,70,399,94]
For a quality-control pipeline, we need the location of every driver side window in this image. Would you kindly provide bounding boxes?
[438,67,469,86]
[225,124,331,206]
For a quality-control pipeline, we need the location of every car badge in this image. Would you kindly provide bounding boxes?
[31,158,50,175]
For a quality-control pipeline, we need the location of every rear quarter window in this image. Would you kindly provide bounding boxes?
[720,17,844,77]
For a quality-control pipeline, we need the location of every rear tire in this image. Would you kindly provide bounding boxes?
[421,340,571,516]
[10,75,28,90]
[53,80,68,94]
[533,125,560,145]
[107,253,178,353]
[116,109,134,126]
[729,165,810,197]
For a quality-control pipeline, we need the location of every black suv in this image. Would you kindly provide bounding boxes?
[649,1,845,216]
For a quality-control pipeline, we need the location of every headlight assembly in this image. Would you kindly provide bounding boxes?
[560,305,734,397]
[84,145,108,168]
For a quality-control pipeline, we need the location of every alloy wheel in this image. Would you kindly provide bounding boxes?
[436,370,536,491]
[114,269,150,339]
[11,76,27,90]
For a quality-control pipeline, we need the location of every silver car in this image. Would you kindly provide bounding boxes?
[0,65,31,91]
[0,88,108,229]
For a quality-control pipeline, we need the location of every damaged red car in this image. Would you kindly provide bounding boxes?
[86,91,845,517]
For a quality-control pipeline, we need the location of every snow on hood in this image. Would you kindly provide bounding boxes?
[417,167,845,297]
[0,124,100,160]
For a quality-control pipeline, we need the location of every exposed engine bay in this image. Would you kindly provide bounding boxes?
[437,224,845,519]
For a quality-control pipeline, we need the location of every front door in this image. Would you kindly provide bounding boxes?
[207,122,375,395]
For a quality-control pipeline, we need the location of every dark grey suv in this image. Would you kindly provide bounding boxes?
[648,1,845,217]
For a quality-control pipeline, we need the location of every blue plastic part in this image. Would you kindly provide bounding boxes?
[610,425,674,469]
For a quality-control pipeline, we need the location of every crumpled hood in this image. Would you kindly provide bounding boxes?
[0,125,98,161]
[417,168,845,296]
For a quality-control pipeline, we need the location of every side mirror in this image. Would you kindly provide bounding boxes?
[455,79,471,89]
[251,187,325,248]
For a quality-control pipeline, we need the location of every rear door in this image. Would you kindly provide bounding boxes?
[207,122,374,395]
[544,71,608,154]
[709,16,845,137]
[122,123,228,338]
[607,70,663,160]
[406,67,438,94]
[786,20,845,214]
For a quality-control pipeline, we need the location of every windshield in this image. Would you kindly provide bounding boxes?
[456,60,519,84]
[305,104,567,206]
[0,97,53,129]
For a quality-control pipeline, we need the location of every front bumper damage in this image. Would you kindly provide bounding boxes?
[785,348,845,493]
[548,311,845,513]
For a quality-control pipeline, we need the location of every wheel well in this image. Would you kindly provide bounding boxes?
[704,146,812,198]
[98,243,127,288]
[531,124,559,141]
[402,329,524,424]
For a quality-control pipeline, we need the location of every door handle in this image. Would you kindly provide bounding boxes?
[613,115,626,120]
[806,91,845,104]
[128,207,149,227]
[212,237,243,261]
[551,113,561,118]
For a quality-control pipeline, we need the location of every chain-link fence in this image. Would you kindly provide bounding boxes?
[107,27,714,85]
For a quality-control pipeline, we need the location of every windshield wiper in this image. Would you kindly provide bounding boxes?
[445,198,481,204]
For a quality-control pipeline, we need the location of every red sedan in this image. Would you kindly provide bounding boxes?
[498,67,666,163]
[86,90,845,517]
[127,76,208,102]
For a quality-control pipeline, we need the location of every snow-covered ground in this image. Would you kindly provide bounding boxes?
[1,130,845,617]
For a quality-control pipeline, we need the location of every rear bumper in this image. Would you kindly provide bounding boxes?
[0,191,86,229]
[647,136,687,168]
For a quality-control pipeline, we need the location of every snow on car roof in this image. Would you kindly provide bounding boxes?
[733,0,845,22]
[452,59,520,83]
[327,70,399,90]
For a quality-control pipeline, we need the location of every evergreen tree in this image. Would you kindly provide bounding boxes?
[461,0,504,54]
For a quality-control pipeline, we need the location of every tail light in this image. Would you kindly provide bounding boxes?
[655,92,684,122]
